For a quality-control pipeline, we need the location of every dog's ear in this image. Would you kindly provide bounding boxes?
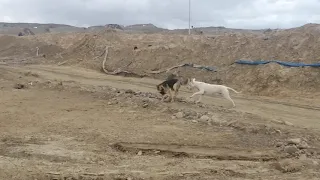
[173,70,179,77]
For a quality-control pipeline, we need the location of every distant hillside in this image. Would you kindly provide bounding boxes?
[0,22,86,35]
[0,22,318,36]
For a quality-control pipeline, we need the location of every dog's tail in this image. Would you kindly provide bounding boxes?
[227,87,241,93]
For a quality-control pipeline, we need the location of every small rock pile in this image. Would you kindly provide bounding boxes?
[171,108,285,137]
[104,87,164,108]
[172,109,226,125]
[277,138,314,157]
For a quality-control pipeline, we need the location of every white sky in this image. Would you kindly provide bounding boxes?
[0,0,319,29]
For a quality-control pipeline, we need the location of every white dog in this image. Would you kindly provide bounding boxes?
[187,78,241,107]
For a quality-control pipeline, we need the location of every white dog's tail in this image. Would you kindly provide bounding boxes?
[227,87,241,93]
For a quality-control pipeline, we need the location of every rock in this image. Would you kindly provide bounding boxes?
[199,115,210,122]
[312,160,319,166]
[108,102,112,105]
[275,142,284,147]
[272,159,303,173]
[286,138,310,149]
[226,120,238,127]
[142,103,148,108]
[284,145,299,155]
[191,120,198,123]
[275,129,282,134]
[287,138,302,145]
[125,89,135,94]
[160,107,170,113]
[184,110,197,119]
[297,141,310,149]
[13,83,25,89]
[284,121,294,126]
[125,94,133,98]
[171,116,176,119]
[175,112,184,119]
[299,154,307,160]
[137,151,143,156]
[211,115,224,125]
[196,113,202,118]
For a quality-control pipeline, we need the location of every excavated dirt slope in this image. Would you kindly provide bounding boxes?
[0,24,319,97]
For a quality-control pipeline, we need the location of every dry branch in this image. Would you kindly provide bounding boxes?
[101,46,144,78]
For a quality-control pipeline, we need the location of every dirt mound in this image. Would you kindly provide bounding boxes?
[0,24,320,96]
[224,63,320,96]
[51,29,319,96]
[0,35,64,61]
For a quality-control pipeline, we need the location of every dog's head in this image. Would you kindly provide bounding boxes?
[156,84,166,95]
[178,77,188,86]
[186,78,196,90]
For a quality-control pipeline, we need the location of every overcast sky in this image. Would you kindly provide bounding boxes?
[0,0,319,30]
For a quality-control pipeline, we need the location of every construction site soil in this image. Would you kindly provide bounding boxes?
[0,24,319,179]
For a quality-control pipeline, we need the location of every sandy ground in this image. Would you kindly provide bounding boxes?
[0,64,320,180]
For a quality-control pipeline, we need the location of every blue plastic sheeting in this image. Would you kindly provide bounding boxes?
[181,63,217,72]
[235,60,320,67]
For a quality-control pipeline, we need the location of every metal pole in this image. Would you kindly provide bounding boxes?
[188,0,191,35]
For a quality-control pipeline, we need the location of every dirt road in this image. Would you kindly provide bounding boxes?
[0,64,320,180]
[3,64,320,129]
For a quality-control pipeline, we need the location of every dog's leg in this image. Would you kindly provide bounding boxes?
[169,89,174,102]
[189,90,204,102]
[172,90,177,102]
[222,90,236,107]
[172,83,180,101]
[174,87,178,98]
[161,95,166,102]
[196,94,204,103]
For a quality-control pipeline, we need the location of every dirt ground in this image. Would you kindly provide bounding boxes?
[0,24,320,179]
[0,64,320,180]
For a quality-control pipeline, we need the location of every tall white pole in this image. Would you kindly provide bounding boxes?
[188,0,191,35]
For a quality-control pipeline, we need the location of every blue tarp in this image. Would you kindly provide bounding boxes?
[235,60,320,67]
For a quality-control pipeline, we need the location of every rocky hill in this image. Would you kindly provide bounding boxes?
[0,22,271,36]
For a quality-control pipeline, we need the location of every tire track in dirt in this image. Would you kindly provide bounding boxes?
[112,142,285,161]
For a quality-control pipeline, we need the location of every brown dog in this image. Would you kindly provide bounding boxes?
[156,78,181,102]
